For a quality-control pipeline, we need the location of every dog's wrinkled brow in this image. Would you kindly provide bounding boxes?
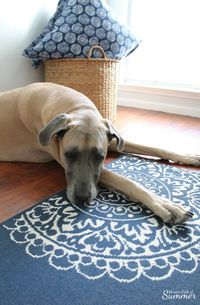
[64,146,105,159]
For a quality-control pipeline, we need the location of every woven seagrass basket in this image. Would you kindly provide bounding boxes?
[44,46,119,121]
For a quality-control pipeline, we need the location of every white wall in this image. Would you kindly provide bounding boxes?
[118,84,200,118]
[0,0,58,91]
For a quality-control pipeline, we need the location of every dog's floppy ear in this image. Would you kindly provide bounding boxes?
[104,119,124,152]
[38,113,71,146]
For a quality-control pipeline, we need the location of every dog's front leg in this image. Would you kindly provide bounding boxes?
[100,168,193,224]
[109,140,200,166]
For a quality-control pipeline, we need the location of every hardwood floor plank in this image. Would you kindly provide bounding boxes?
[0,162,66,222]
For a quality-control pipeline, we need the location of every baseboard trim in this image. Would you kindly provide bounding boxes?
[117,84,200,118]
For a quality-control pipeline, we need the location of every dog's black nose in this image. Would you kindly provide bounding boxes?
[75,191,91,205]
[74,182,92,204]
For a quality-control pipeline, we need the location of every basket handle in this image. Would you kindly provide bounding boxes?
[87,46,107,59]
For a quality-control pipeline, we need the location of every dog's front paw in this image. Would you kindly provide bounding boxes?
[154,197,194,225]
[173,154,200,166]
[164,210,194,225]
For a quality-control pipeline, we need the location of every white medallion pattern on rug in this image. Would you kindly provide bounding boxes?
[4,156,200,283]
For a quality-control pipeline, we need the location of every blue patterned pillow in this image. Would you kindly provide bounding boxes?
[23,0,139,66]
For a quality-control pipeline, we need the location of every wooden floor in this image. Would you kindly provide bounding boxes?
[0,106,200,223]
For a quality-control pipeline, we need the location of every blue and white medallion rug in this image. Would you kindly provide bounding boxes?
[0,156,199,305]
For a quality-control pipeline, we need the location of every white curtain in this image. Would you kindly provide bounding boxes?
[109,0,200,91]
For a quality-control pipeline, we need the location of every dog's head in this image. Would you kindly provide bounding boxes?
[38,112,124,205]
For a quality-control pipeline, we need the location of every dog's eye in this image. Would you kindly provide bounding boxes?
[91,148,105,162]
[95,153,105,162]
[65,150,79,161]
